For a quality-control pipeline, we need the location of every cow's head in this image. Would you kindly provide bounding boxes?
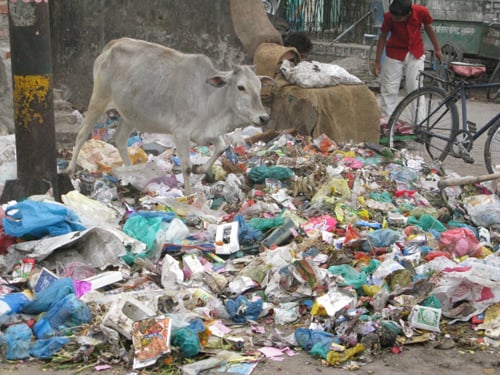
[206,65,274,128]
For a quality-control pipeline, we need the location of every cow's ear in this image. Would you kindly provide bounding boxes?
[259,75,275,87]
[206,75,227,88]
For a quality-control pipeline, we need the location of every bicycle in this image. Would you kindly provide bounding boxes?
[382,61,500,174]
[487,60,500,101]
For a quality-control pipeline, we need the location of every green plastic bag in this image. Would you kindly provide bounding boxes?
[247,165,293,184]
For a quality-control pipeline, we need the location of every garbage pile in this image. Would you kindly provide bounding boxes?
[0,124,499,374]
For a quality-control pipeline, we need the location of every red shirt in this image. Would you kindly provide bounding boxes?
[381,5,433,61]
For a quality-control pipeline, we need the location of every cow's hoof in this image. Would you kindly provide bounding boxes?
[202,169,216,183]
[191,164,203,174]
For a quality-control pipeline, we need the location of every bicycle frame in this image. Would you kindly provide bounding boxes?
[415,72,500,144]
[455,81,500,142]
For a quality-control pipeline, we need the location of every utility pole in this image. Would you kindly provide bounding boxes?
[1,0,71,203]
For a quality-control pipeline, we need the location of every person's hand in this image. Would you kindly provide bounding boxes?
[374,61,382,77]
[435,49,444,62]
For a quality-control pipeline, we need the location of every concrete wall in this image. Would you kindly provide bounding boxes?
[49,0,247,108]
[420,0,500,22]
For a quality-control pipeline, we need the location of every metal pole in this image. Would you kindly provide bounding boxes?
[1,0,71,203]
[329,10,373,45]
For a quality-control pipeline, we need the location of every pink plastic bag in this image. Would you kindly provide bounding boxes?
[439,228,482,258]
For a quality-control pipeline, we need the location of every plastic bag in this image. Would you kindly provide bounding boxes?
[22,277,75,315]
[5,323,32,360]
[122,214,163,252]
[439,228,482,258]
[225,295,263,323]
[247,165,293,184]
[171,321,203,358]
[33,293,91,339]
[2,200,86,239]
[29,337,70,358]
[407,214,446,233]
[327,264,367,289]
[61,190,122,228]
[463,194,500,227]
[280,60,362,88]
[362,229,401,251]
[295,327,338,352]
[0,290,32,325]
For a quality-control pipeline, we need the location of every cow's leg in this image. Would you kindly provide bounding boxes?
[196,136,227,175]
[65,93,108,174]
[175,133,193,194]
[113,119,134,166]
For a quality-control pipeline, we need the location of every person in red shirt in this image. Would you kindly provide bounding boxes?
[374,0,443,118]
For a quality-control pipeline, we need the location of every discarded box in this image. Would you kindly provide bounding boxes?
[409,305,441,332]
[34,268,59,293]
[214,221,240,255]
[182,254,205,279]
[102,295,157,340]
[83,271,123,290]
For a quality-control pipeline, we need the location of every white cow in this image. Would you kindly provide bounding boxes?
[65,37,273,193]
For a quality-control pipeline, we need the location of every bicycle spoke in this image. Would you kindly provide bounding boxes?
[387,86,458,167]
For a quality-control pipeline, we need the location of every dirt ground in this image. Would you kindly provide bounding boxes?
[0,317,499,375]
[0,337,499,375]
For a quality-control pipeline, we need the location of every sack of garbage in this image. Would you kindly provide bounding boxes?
[280,59,362,88]
[2,200,85,239]
[33,293,91,339]
[5,323,32,360]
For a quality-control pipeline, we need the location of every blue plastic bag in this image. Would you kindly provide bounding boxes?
[295,327,339,352]
[29,337,70,358]
[33,293,91,339]
[225,295,263,323]
[5,323,32,360]
[172,326,202,358]
[22,278,75,315]
[2,200,86,239]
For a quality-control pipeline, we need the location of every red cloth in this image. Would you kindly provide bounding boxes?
[381,5,433,61]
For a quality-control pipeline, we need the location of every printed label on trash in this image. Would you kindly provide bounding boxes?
[409,305,441,332]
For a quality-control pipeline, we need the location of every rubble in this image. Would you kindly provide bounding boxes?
[0,124,499,374]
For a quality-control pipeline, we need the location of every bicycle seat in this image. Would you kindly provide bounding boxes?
[450,61,486,78]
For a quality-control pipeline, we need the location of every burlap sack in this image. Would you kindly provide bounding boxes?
[230,0,283,59]
[253,43,301,104]
[269,75,381,144]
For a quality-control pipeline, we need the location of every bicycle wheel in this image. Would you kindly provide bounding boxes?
[387,86,459,163]
[486,61,500,101]
[484,115,500,174]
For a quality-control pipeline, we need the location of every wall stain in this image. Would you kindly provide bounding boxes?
[13,75,51,129]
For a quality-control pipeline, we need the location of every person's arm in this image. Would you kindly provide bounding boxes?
[424,24,443,61]
[374,32,388,76]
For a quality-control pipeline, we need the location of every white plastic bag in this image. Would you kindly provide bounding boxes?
[280,59,363,88]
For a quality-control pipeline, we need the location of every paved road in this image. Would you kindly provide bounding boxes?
[439,97,499,178]
[376,92,499,178]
